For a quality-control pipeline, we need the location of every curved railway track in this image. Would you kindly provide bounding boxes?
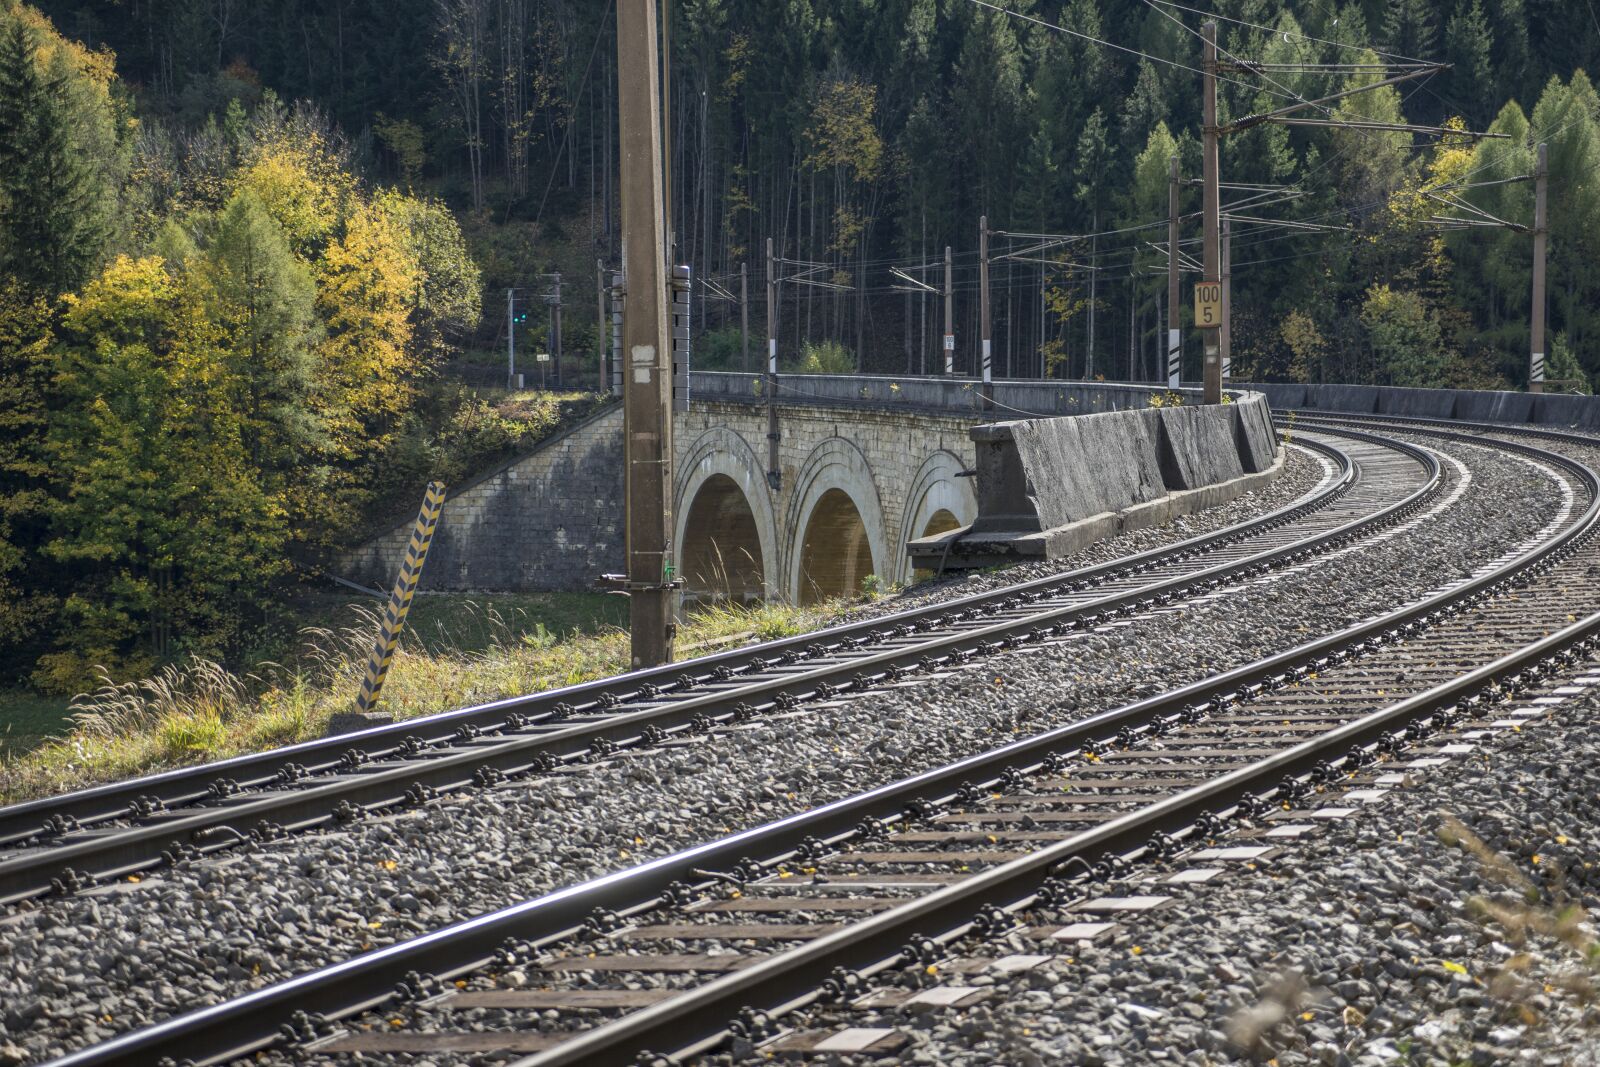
[0,434,1356,850]
[33,414,1600,1067]
[0,428,1439,906]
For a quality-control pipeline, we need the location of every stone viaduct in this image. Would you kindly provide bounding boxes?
[338,374,1254,605]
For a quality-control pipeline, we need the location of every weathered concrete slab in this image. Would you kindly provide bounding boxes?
[1377,387,1457,418]
[1010,408,1166,528]
[1156,405,1246,490]
[1252,382,1306,410]
[1232,394,1278,474]
[1535,393,1594,428]
[1453,389,1534,423]
[909,449,1286,571]
[969,423,1042,534]
[1306,384,1380,413]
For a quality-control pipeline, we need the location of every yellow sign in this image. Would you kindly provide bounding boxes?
[1194,280,1223,329]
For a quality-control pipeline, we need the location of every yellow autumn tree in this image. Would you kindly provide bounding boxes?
[40,255,287,688]
[803,78,883,259]
[304,201,422,538]
[230,118,355,255]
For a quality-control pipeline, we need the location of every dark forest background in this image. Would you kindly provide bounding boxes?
[36,0,1600,387]
[2,0,1598,685]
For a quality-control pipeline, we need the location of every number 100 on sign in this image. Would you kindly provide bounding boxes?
[1194,281,1223,329]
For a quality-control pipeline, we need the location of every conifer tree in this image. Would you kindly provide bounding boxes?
[1445,0,1496,124]
[201,189,321,476]
[0,14,116,296]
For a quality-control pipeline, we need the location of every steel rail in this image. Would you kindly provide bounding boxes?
[0,436,1355,848]
[0,432,1431,905]
[522,605,1600,1067]
[42,432,1595,1067]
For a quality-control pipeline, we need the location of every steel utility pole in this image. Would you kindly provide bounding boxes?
[506,287,517,389]
[596,260,607,392]
[1200,21,1223,404]
[765,237,780,488]
[551,271,563,389]
[740,261,749,372]
[1220,216,1232,384]
[1167,155,1181,388]
[1531,141,1548,394]
[979,216,992,409]
[943,245,954,374]
[616,0,674,668]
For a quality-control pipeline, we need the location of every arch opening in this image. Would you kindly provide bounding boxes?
[912,509,962,583]
[680,473,766,604]
[797,488,874,605]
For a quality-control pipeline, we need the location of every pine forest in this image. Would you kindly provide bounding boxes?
[0,0,1598,689]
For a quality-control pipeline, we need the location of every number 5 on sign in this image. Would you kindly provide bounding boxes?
[1194,281,1223,329]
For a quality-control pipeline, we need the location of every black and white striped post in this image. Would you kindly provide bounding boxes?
[354,481,446,715]
[1167,155,1181,389]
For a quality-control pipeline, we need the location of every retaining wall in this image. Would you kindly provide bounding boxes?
[911,391,1282,567]
[337,405,626,593]
[1241,381,1597,429]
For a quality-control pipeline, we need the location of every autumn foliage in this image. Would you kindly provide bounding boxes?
[0,2,481,690]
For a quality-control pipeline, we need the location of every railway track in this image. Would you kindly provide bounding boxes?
[36,415,1600,1066]
[0,428,1440,906]
[0,434,1355,851]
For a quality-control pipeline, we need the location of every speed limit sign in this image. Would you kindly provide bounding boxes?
[1194,281,1223,329]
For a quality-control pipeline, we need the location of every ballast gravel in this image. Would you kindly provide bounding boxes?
[752,675,1600,1067]
[0,437,1570,1063]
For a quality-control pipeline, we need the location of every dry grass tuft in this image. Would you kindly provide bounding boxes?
[0,597,848,805]
[1437,811,1600,1017]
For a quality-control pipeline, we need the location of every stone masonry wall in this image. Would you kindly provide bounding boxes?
[336,376,1271,598]
[338,406,625,593]
[673,401,980,597]
[338,397,981,597]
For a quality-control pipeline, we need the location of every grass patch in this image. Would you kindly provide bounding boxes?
[0,595,848,805]
[290,591,629,655]
[0,691,72,757]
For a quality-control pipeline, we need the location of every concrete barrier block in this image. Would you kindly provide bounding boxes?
[1009,407,1166,527]
[1532,393,1593,427]
[1231,394,1277,474]
[1251,382,1306,409]
[966,423,1042,534]
[1454,390,1534,423]
[1156,405,1246,490]
[1377,386,1457,418]
[1305,384,1380,413]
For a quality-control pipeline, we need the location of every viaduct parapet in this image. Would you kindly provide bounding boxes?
[338,374,1268,604]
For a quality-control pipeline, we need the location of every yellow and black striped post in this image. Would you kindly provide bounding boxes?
[354,481,446,714]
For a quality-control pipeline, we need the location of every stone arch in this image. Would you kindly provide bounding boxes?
[785,437,889,604]
[675,427,779,599]
[795,490,875,605]
[898,449,979,584]
[680,474,766,603]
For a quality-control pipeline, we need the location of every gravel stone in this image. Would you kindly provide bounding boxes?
[0,435,1567,1063]
[752,678,1600,1067]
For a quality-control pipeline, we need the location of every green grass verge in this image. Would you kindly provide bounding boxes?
[0,594,854,805]
[0,691,71,757]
